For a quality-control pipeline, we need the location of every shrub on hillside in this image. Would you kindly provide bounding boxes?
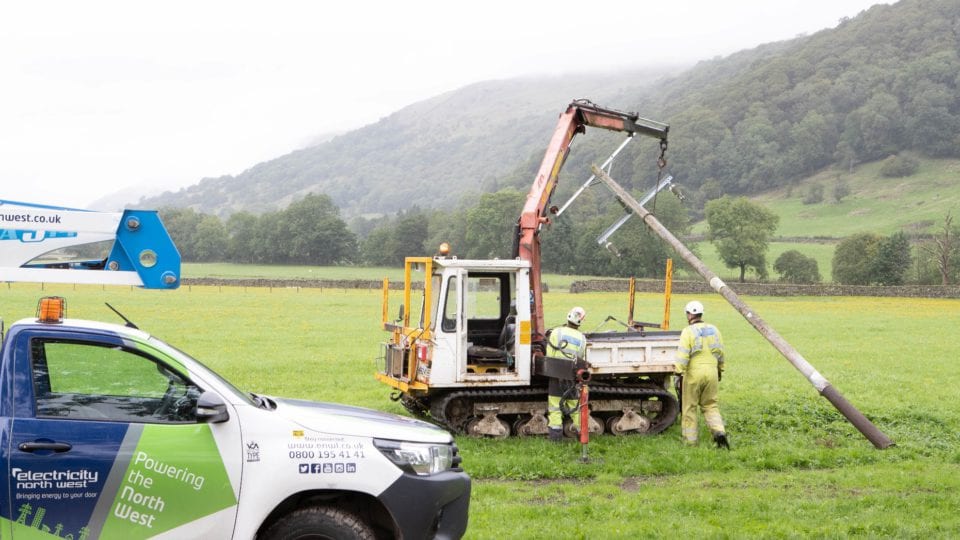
[803,183,824,205]
[879,154,919,178]
[832,178,851,203]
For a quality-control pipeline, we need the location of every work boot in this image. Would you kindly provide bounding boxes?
[713,432,731,450]
[548,428,563,442]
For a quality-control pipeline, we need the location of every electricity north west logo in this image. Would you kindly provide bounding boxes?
[11,467,100,490]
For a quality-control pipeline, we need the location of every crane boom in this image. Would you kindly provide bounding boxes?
[516,100,668,341]
[0,199,180,289]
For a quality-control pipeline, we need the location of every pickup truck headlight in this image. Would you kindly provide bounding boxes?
[373,439,456,476]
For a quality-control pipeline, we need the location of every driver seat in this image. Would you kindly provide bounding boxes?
[466,315,517,367]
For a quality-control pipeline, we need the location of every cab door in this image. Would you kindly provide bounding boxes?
[431,268,467,384]
[6,331,240,539]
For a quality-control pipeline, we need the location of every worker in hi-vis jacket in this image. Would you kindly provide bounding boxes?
[674,300,730,449]
[545,307,587,442]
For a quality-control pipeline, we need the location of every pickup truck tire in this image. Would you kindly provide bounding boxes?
[262,505,376,540]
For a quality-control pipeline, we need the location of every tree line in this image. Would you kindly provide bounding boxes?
[161,191,959,286]
[161,194,355,265]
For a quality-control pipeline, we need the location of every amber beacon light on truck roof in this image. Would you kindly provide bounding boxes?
[36,296,67,324]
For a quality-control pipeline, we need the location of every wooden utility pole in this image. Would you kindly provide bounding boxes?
[592,165,894,449]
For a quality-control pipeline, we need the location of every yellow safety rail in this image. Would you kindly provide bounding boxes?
[377,257,435,392]
[662,258,673,330]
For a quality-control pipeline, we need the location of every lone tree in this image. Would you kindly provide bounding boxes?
[705,196,779,282]
[921,213,955,285]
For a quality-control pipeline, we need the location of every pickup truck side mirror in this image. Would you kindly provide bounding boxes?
[196,391,230,423]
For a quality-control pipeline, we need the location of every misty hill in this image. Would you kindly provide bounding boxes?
[138,67,683,217]
[140,0,960,222]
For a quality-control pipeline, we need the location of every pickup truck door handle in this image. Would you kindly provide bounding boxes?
[19,441,73,453]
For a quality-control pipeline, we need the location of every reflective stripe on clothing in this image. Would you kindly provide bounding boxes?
[547,394,580,429]
[674,322,724,374]
[548,325,587,360]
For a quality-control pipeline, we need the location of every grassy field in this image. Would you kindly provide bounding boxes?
[2,283,958,538]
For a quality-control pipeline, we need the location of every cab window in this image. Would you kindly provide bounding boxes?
[30,339,201,423]
[442,275,458,332]
[466,276,502,319]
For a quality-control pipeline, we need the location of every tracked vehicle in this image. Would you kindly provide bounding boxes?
[375,101,682,438]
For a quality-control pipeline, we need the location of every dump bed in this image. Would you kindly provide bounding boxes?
[585,330,680,376]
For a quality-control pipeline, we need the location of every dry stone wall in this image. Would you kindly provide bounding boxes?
[569,279,960,298]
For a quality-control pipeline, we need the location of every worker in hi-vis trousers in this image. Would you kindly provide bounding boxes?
[674,300,730,449]
[546,307,587,442]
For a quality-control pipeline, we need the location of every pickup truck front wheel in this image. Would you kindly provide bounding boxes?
[262,505,375,540]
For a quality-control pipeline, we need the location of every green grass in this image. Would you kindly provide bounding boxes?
[3,283,958,538]
[757,158,960,238]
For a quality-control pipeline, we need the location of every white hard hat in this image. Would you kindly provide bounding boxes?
[685,301,704,315]
[567,306,586,326]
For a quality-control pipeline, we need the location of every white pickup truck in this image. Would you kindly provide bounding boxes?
[0,298,470,539]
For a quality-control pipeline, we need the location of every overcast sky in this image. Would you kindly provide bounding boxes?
[0,0,888,210]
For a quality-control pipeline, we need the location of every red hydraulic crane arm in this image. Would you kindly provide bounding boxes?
[516,100,669,343]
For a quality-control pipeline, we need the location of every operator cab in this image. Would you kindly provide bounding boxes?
[442,271,516,373]
[432,258,531,382]
[378,255,533,392]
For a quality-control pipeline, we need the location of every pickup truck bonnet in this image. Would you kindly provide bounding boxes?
[271,398,453,443]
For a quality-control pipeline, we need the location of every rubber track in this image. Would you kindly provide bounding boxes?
[428,383,678,436]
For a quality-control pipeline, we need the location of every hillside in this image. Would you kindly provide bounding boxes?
[689,158,960,237]
[755,159,960,237]
[139,0,960,243]
[636,0,960,201]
